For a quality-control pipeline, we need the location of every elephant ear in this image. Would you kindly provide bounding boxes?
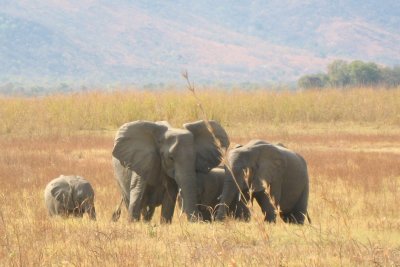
[183,120,230,173]
[112,121,168,184]
[254,143,287,184]
[51,179,75,210]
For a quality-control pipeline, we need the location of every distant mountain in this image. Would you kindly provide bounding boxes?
[0,0,399,87]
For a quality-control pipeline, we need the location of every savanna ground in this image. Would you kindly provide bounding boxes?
[0,88,399,266]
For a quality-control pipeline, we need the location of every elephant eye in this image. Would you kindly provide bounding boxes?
[168,155,174,161]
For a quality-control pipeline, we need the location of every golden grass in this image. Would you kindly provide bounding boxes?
[0,88,400,266]
[0,88,399,136]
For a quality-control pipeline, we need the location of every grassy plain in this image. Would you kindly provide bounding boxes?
[0,88,399,266]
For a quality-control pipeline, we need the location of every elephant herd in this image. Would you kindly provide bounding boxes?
[44,120,310,224]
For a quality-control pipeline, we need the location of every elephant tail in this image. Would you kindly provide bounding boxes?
[306,212,312,224]
[111,198,124,222]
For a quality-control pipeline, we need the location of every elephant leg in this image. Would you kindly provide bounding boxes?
[54,201,67,217]
[215,174,241,221]
[283,186,309,224]
[47,201,57,216]
[140,189,150,221]
[160,178,178,223]
[73,211,84,218]
[281,210,306,224]
[228,198,240,218]
[255,180,282,223]
[82,199,96,221]
[87,206,96,220]
[142,206,156,222]
[71,206,82,217]
[252,190,275,222]
[234,201,251,221]
[237,188,251,221]
[121,192,130,210]
[229,189,251,221]
[200,208,212,222]
[128,172,147,222]
[240,203,251,221]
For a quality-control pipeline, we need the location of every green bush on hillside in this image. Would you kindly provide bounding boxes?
[298,59,400,89]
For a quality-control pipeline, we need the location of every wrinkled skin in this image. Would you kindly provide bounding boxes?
[176,167,251,222]
[112,159,166,222]
[216,140,310,224]
[44,175,96,220]
[111,120,229,223]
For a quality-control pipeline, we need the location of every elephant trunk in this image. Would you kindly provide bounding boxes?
[88,206,96,221]
[176,170,199,221]
[215,167,246,221]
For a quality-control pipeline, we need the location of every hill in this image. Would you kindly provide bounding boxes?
[0,1,399,87]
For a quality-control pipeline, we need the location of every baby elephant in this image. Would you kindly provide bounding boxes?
[44,175,96,220]
[178,167,251,222]
[216,140,310,224]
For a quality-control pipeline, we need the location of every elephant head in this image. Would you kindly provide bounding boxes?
[63,176,96,220]
[112,120,229,221]
[50,183,75,216]
[216,140,287,220]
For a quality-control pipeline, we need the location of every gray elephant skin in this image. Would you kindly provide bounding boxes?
[176,167,251,222]
[216,140,310,224]
[44,175,96,220]
[112,120,229,223]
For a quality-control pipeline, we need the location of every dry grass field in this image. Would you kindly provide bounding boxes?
[0,88,399,266]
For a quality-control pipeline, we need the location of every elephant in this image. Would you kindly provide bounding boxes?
[44,175,96,220]
[111,120,230,223]
[176,167,251,222]
[216,140,311,224]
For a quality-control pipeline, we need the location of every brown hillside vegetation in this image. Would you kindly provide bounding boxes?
[0,88,399,266]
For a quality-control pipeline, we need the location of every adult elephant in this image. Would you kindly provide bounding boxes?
[112,120,229,223]
[216,140,310,224]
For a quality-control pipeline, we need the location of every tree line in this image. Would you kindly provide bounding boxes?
[298,60,400,89]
